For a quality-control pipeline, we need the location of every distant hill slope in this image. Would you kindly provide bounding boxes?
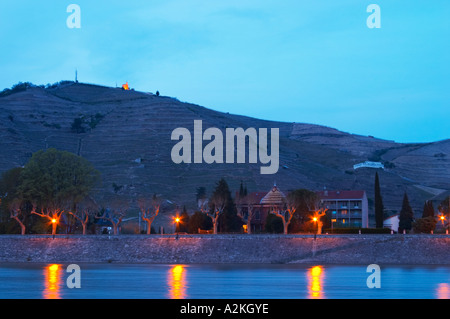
[1,82,449,228]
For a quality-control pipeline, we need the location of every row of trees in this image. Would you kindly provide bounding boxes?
[0,148,170,236]
[0,149,169,236]
[4,149,445,235]
[197,179,327,235]
[399,192,449,233]
[0,148,327,235]
[374,172,449,233]
[0,148,101,235]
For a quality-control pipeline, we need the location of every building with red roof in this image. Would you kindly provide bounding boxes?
[237,185,369,233]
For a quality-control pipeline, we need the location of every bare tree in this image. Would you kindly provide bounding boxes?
[69,208,90,235]
[9,200,26,235]
[270,203,292,235]
[312,208,327,235]
[236,195,255,234]
[31,204,64,236]
[207,195,226,234]
[95,198,129,235]
[95,203,127,235]
[138,194,161,235]
[69,198,98,235]
[270,189,322,234]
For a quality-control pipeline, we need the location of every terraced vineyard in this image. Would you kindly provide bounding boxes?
[1,82,449,229]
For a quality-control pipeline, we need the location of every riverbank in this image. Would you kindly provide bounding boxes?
[0,234,448,265]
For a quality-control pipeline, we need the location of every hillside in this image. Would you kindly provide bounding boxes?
[1,82,449,228]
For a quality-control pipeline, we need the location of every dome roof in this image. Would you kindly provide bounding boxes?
[260,185,286,205]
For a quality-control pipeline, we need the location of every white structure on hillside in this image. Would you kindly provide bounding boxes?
[353,161,384,170]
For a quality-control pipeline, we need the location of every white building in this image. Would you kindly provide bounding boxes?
[353,161,384,170]
[383,215,399,232]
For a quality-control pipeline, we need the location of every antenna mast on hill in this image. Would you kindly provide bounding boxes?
[75,69,78,83]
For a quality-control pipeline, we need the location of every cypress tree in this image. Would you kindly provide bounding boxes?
[399,192,414,233]
[374,172,385,228]
[239,181,245,198]
[422,200,435,218]
[212,178,242,233]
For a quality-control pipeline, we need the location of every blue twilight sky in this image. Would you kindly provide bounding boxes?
[0,1,449,143]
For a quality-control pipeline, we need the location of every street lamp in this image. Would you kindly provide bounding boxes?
[311,209,326,235]
[51,218,57,239]
[439,215,448,235]
[312,217,319,239]
[174,216,180,238]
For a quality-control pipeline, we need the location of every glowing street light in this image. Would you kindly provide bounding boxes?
[311,209,326,235]
[174,216,181,237]
[50,217,58,239]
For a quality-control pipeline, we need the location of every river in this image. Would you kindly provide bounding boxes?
[0,263,448,299]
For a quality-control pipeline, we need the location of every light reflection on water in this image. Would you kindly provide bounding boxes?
[436,283,450,299]
[43,264,62,299]
[167,265,187,299]
[0,263,448,299]
[307,265,324,299]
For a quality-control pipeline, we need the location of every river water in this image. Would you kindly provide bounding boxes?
[0,263,448,299]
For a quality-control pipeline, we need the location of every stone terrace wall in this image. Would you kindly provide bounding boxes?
[0,234,449,265]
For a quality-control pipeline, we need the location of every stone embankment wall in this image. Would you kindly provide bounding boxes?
[0,234,449,265]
